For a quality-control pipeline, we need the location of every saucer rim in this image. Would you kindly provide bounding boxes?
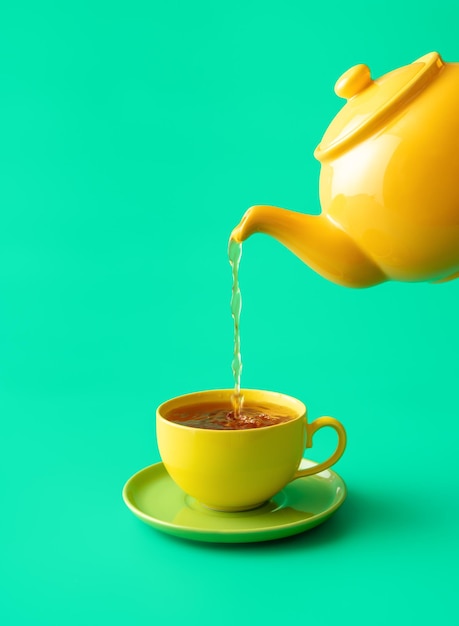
[122,460,347,542]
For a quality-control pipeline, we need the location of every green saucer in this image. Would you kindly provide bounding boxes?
[122,459,346,543]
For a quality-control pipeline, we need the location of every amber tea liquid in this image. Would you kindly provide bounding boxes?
[166,401,296,430]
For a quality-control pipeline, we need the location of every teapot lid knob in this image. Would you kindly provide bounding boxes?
[334,64,373,99]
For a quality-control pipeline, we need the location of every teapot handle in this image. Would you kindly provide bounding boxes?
[293,416,347,479]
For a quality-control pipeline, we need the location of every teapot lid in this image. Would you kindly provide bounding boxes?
[314,52,444,161]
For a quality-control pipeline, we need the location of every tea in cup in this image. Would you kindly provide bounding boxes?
[156,388,346,512]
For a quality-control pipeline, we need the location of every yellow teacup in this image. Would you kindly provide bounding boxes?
[156,389,346,512]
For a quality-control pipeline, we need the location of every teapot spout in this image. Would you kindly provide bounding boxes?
[231,205,387,288]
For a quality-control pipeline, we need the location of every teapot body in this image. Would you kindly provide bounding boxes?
[321,59,459,283]
[231,53,459,288]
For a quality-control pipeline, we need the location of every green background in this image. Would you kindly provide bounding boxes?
[1,1,458,624]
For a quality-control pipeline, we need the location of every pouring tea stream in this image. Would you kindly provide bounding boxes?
[231,52,459,288]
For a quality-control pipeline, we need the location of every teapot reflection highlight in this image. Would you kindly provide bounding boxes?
[231,52,459,288]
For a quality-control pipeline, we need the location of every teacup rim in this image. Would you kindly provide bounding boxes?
[156,388,307,432]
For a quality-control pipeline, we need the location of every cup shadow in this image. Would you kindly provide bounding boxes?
[149,484,420,553]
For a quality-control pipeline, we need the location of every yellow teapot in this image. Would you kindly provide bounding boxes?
[231,52,459,288]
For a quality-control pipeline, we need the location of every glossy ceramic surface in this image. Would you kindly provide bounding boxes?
[231,52,459,288]
[156,389,346,511]
[122,459,347,543]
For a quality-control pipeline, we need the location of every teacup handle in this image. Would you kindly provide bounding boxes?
[293,416,347,479]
